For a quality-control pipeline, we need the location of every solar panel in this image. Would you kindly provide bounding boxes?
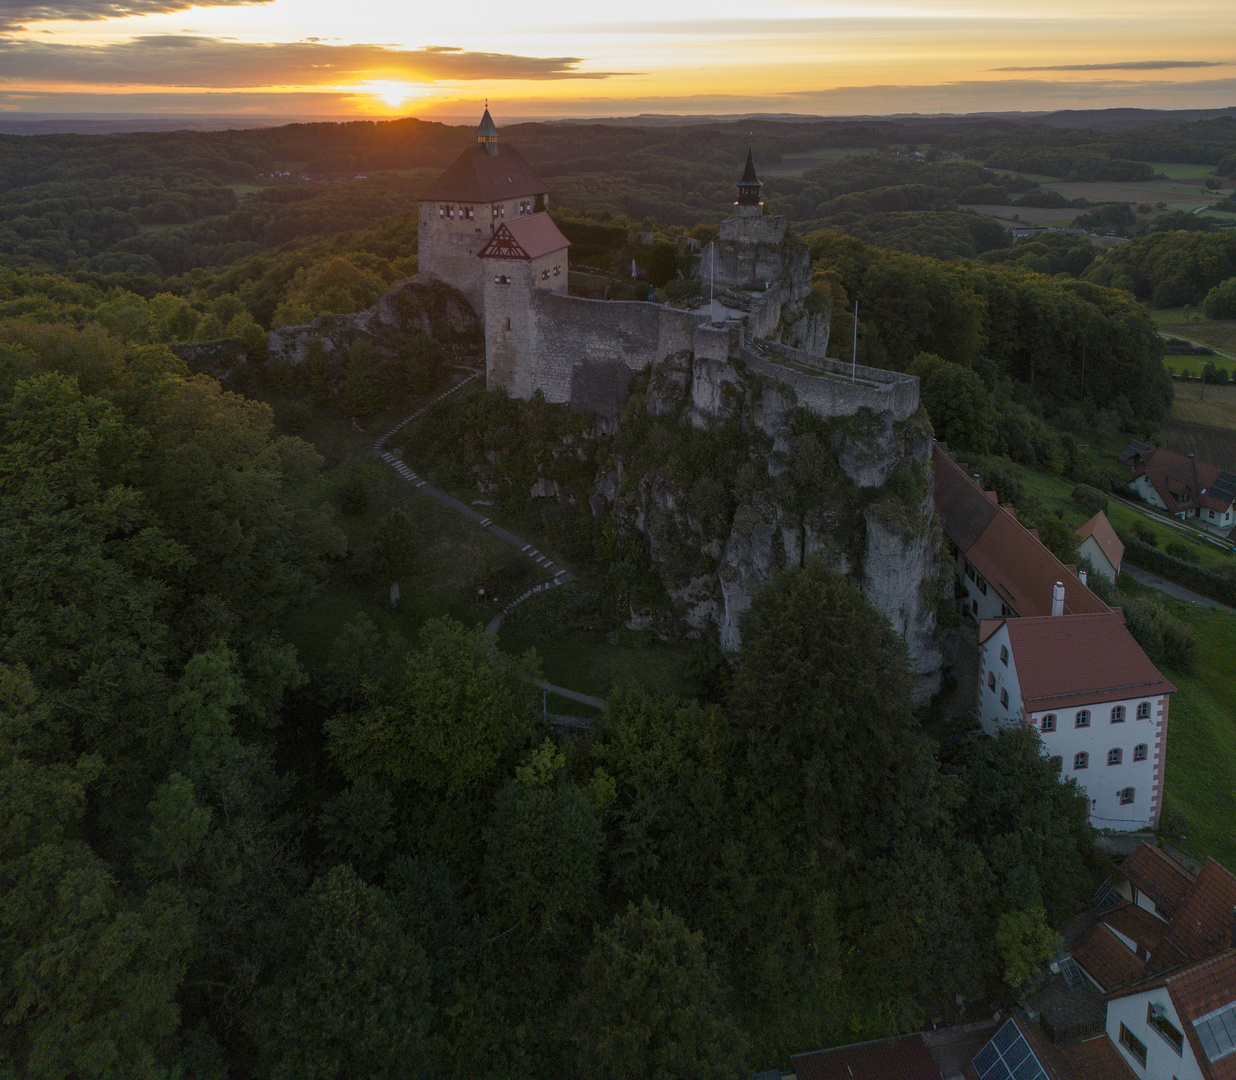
[1195,1001,1236,1063]
[1209,472,1236,503]
[971,1019,1050,1080]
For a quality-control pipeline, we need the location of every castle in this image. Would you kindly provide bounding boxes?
[415,110,895,420]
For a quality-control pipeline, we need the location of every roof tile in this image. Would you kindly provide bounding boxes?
[1076,510,1125,573]
[1072,922,1147,991]
[792,1034,941,1080]
[423,143,549,203]
[1121,843,1195,919]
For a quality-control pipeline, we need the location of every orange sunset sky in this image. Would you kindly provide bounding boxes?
[1,0,1233,118]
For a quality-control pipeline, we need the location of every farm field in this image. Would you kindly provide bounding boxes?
[1045,177,1222,211]
[959,203,1078,226]
[1163,420,1236,473]
[1148,162,1223,181]
[1157,318,1236,361]
[762,146,872,175]
[1171,381,1236,431]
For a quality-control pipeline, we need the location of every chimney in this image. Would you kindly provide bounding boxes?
[1052,582,1065,616]
[1079,569,1088,587]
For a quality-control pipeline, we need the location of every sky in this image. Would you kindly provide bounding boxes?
[1,0,1234,119]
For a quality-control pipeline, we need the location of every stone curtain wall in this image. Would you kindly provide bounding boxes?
[417,200,490,319]
[742,344,920,423]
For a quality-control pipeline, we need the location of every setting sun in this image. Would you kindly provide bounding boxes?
[364,81,422,109]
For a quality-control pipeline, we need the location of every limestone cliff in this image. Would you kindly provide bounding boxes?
[600,351,943,701]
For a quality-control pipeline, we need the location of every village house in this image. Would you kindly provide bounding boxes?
[1120,442,1236,536]
[1067,843,1236,1080]
[977,613,1175,830]
[934,444,1175,832]
[1077,510,1125,583]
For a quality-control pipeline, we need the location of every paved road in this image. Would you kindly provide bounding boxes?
[1159,330,1236,365]
[373,378,605,720]
[1123,563,1235,612]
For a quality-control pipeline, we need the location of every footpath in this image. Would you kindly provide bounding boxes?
[373,373,605,720]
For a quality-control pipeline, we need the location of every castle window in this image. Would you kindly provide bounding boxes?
[1111,705,1125,723]
[1000,645,1008,666]
[988,672,995,691]
[1108,748,1122,766]
[553,266,561,276]
[493,275,510,285]
[1075,710,1090,728]
[465,206,474,219]
[1000,688,1009,709]
[439,206,446,217]
[493,206,499,218]
[1137,701,1151,719]
[1041,714,1056,732]
[1074,752,1088,770]
[1134,744,1148,761]
[503,317,511,331]
[541,269,549,280]
[1121,787,1135,805]
[976,576,988,596]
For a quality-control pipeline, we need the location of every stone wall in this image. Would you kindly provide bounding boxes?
[741,344,920,424]
[417,200,492,319]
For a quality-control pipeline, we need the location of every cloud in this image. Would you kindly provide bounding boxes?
[0,35,621,86]
[0,0,272,31]
[992,60,1228,72]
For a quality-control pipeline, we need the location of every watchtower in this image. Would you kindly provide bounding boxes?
[735,149,764,215]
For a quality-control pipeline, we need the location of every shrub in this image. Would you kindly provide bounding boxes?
[1121,536,1236,608]
[1132,520,1158,547]
[1121,597,1198,672]
[282,398,313,434]
[1070,484,1108,516]
[1164,539,1199,563]
[1202,277,1236,319]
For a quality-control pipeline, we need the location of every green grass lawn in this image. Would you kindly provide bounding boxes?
[498,624,696,701]
[1155,600,1236,868]
[1149,162,1222,181]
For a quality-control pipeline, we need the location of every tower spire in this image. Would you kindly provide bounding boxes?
[736,148,762,208]
[476,106,500,156]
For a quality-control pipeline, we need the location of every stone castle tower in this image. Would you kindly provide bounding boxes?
[417,109,569,320]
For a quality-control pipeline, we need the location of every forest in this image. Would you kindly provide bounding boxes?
[0,107,1233,1078]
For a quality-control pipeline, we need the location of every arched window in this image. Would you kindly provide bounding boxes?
[1000,688,1009,708]
[1134,744,1148,761]
[1120,787,1135,805]
[1000,645,1009,665]
[1075,710,1090,728]
[1041,714,1056,732]
[988,672,996,691]
[1111,705,1125,723]
[1108,748,1122,766]
[1137,701,1151,719]
[1074,752,1088,770]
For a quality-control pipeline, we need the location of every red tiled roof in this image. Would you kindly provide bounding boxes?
[1076,511,1125,573]
[989,613,1175,713]
[792,1034,942,1080]
[1121,843,1195,919]
[933,446,1110,618]
[423,143,550,203]
[1160,859,1236,964]
[1073,922,1146,991]
[1104,901,1167,955]
[478,214,570,261]
[1168,949,1236,1080]
[1131,447,1232,515]
[1057,1035,1138,1080]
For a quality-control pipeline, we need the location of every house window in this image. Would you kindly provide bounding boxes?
[1134,744,1148,761]
[1042,714,1056,732]
[1076,710,1090,728]
[1111,705,1125,723]
[1121,787,1135,805]
[1137,701,1151,719]
[1108,748,1122,766]
[1147,1003,1184,1055]
[966,561,976,582]
[977,577,988,595]
[1119,1023,1147,1067]
[1000,645,1009,666]
[1074,752,1088,770]
[1000,688,1009,709]
[988,672,996,691]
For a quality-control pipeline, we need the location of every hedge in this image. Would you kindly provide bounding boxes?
[1121,536,1236,607]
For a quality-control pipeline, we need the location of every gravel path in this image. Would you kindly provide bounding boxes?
[1122,563,1234,612]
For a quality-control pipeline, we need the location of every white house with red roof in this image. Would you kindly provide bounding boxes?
[978,613,1175,830]
[1077,510,1125,583]
[1120,442,1236,536]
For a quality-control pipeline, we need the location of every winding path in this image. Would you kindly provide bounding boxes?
[372,373,606,718]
